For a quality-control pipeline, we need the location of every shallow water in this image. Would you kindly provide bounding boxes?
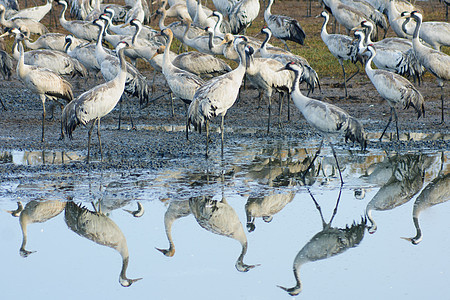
[0,137,449,300]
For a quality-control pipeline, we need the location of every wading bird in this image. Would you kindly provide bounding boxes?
[400,11,449,123]
[318,11,361,99]
[264,0,306,51]
[228,0,260,34]
[0,4,49,35]
[279,62,367,184]
[16,40,73,142]
[363,45,424,141]
[61,42,129,163]
[187,37,248,157]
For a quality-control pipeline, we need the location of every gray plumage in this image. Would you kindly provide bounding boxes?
[8,0,53,21]
[0,48,13,79]
[364,45,425,141]
[57,0,101,42]
[187,37,248,157]
[172,50,231,77]
[64,34,102,75]
[265,0,306,49]
[22,31,88,51]
[0,4,49,35]
[64,201,142,287]
[319,11,361,98]
[16,41,73,142]
[228,0,260,34]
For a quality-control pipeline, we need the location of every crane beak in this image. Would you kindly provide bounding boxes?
[0,31,11,38]
[351,25,364,31]
[276,67,286,72]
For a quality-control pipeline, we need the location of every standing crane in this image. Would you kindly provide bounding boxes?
[319,11,361,99]
[363,45,424,141]
[6,200,66,257]
[264,0,306,51]
[279,62,367,184]
[228,0,260,34]
[279,188,366,296]
[21,28,88,51]
[0,44,12,79]
[189,195,259,272]
[16,40,73,142]
[64,201,142,287]
[64,34,102,77]
[187,37,248,157]
[61,42,130,163]
[400,13,450,52]
[0,4,48,35]
[399,11,449,123]
[245,45,295,133]
[9,0,53,21]
[401,172,450,245]
[155,28,205,114]
[56,0,101,42]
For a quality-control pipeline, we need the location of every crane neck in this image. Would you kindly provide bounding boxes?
[411,14,422,40]
[64,38,72,53]
[364,47,375,74]
[95,22,107,59]
[320,14,329,38]
[265,0,274,17]
[158,8,167,30]
[117,46,128,79]
[260,30,271,54]
[131,22,142,45]
[16,41,27,78]
[0,6,7,26]
[59,1,68,23]
[163,32,173,70]
[364,25,373,45]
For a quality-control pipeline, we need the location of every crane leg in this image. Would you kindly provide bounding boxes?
[330,142,343,186]
[118,96,123,130]
[87,121,96,163]
[267,95,271,134]
[170,92,174,117]
[205,119,209,158]
[440,86,445,124]
[221,114,225,157]
[379,107,393,141]
[41,96,46,142]
[393,107,400,140]
[282,40,291,52]
[97,118,103,162]
[346,63,360,83]
[340,61,348,99]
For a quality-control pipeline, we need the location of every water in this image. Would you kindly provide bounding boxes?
[0,137,449,300]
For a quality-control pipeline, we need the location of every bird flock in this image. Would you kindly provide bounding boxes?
[0,0,448,175]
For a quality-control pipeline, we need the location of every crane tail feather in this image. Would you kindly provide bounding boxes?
[345,117,367,150]
[61,100,80,140]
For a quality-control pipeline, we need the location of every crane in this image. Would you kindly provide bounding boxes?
[7,28,87,78]
[264,0,306,51]
[21,29,88,51]
[61,42,129,163]
[245,45,295,133]
[64,34,102,77]
[352,20,425,82]
[155,28,205,114]
[400,13,450,52]
[400,11,449,123]
[8,0,53,22]
[279,62,367,184]
[363,45,424,141]
[0,46,12,80]
[187,37,247,157]
[6,200,66,257]
[318,11,361,99]
[228,0,260,34]
[64,201,142,287]
[56,0,101,42]
[0,4,48,35]
[16,40,73,142]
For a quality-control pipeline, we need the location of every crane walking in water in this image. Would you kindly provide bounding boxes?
[279,62,367,185]
[61,42,130,163]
